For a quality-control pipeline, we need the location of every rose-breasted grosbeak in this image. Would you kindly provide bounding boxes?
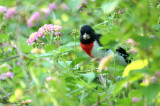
[80,25,131,66]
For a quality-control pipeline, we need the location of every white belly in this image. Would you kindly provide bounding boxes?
[91,41,127,66]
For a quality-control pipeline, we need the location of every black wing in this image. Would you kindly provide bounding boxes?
[116,47,131,63]
[95,33,102,46]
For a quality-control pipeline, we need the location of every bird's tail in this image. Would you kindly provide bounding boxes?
[116,47,131,64]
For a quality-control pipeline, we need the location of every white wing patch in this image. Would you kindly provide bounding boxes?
[91,41,127,66]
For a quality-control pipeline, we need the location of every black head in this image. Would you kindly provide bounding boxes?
[80,25,95,44]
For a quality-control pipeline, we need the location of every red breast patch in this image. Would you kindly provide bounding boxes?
[80,42,94,58]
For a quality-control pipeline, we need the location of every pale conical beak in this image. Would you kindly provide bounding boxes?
[83,33,90,40]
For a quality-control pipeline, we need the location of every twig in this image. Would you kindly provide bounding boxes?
[93,21,109,27]
[0,55,19,62]
[2,89,30,100]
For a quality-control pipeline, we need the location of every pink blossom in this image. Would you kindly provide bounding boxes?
[150,76,157,83]
[0,6,7,13]
[40,8,51,20]
[5,8,16,19]
[27,12,40,28]
[83,0,87,5]
[0,74,6,80]
[53,25,62,31]
[119,10,123,14]
[60,3,70,10]
[142,78,146,83]
[55,32,62,36]
[41,89,46,93]
[126,38,135,45]
[38,26,48,37]
[130,50,135,54]
[132,97,141,104]
[45,57,50,61]
[27,20,33,28]
[16,61,20,66]
[30,12,40,20]
[48,3,58,10]
[6,71,14,78]
[41,8,50,15]
[46,76,52,81]
[38,24,62,37]
[27,24,62,45]
[0,71,14,80]
[46,76,56,81]
[155,71,160,76]
[27,32,39,45]
[78,0,87,12]
[2,43,9,47]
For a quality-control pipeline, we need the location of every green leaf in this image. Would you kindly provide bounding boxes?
[66,42,80,47]
[58,45,73,52]
[33,52,58,57]
[0,33,8,41]
[45,44,55,52]
[20,36,33,53]
[128,90,142,98]
[116,98,132,106]
[141,83,160,103]
[113,73,143,96]
[0,63,9,73]
[58,61,72,68]
[134,36,156,48]
[81,72,96,82]
[101,1,120,14]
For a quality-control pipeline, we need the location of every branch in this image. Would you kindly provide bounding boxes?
[1,89,30,102]
[0,55,19,62]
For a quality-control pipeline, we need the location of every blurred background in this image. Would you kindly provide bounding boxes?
[0,0,160,105]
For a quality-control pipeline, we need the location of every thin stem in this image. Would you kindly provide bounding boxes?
[50,31,54,44]
[93,21,108,27]
[0,55,19,62]
[74,35,76,66]
[15,14,38,105]
[114,49,116,74]
[79,90,85,106]
[51,11,56,25]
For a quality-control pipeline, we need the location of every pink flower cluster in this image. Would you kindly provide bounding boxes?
[0,6,16,19]
[48,3,58,10]
[78,0,87,12]
[27,12,40,28]
[0,71,14,80]
[0,6,7,13]
[38,24,62,36]
[27,32,39,45]
[132,97,141,104]
[28,3,58,27]
[27,24,62,45]
[126,38,135,46]
[5,7,16,19]
[130,49,135,54]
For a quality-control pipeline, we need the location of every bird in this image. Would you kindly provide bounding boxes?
[80,25,131,66]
